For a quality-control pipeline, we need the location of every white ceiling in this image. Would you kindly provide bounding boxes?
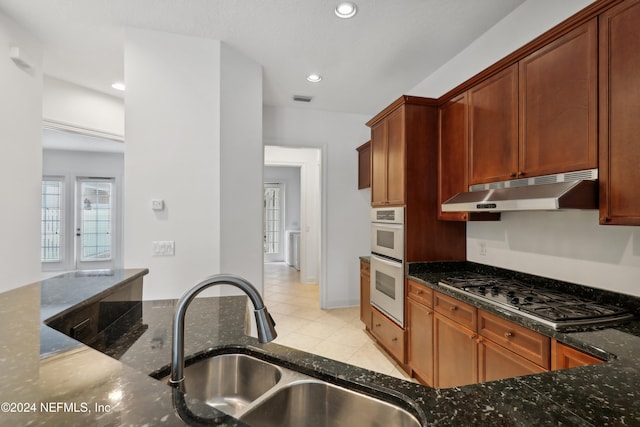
[0,0,526,115]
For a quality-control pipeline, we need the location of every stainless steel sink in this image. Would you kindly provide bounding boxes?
[162,353,282,416]
[161,352,421,426]
[239,379,421,427]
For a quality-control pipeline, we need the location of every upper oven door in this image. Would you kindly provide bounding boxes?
[371,222,404,261]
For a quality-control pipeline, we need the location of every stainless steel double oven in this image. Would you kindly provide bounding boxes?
[370,207,404,327]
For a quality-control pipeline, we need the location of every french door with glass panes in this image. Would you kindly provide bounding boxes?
[75,178,115,269]
[264,183,284,262]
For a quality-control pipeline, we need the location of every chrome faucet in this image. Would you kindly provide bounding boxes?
[169,274,277,388]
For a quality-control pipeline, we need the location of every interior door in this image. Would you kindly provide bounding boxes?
[75,177,115,270]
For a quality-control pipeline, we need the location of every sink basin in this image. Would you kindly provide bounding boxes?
[161,352,421,426]
[239,380,421,427]
[163,353,282,416]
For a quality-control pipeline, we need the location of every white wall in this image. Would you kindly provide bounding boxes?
[0,11,43,292]
[263,106,371,308]
[124,29,222,300]
[409,0,640,297]
[43,76,124,140]
[124,29,264,300]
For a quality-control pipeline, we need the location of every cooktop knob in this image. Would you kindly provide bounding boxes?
[506,291,515,298]
[478,286,486,294]
[511,297,520,305]
[524,296,534,303]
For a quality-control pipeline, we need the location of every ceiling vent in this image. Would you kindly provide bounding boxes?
[293,95,313,103]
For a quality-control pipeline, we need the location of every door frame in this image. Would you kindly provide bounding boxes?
[263,181,286,262]
[264,144,327,308]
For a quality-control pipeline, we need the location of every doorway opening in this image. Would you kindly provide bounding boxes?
[264,145,324,307]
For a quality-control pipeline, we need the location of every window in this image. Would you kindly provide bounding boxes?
[41,178,64,263]
[264,183,282,255]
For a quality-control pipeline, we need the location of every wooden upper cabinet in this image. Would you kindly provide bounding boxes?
[438,93,469,221]
[385,108,406,205]
[371,121,388,205]
[519,19,598,178]
[370,108,405,206]
[469,64,519,184]
[356,141,371,190]
[599,0,640,225]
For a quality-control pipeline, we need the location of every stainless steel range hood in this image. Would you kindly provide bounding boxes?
[441,170,598,213]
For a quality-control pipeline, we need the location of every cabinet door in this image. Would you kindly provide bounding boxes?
[469,64,519,184]
[438,93,469,221]
[356,141,371,190]
[434,312,477,388]
[385,108,406,206]
[371,121,388,205]
[360,262,371,329]
[407,298,434,386]
[599,0,640,225]
[552,340,603,370]
[519,19,598,177]
[478,338,546,383]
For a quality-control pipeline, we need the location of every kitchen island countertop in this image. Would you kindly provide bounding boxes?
[1,266,640,425]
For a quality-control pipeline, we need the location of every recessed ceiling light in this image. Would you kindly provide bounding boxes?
[306,74,322,83]
[335,2,357,19]
[111,81,126,91]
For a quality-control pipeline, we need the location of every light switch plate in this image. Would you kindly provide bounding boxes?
[152,240,175,256]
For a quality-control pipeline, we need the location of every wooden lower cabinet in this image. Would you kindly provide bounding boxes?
[371,308,406,364]
[434,312,478,388]
[479,338,546,383]
[407,298,434,386]
[360,261,371,330]
[552,340,604,370]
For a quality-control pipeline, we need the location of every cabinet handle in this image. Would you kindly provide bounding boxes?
[510,172,516,178]
[375,323,381,327]
[504,331,513,339]
[517,171,526,177]
[477,338,484,344]
[392,337,398,342]
[427,312,432,316]
[417,290,423,295]
[470,334,476,340]
[450,306,457,311]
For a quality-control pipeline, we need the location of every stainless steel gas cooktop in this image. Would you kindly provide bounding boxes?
[438,273,633,331]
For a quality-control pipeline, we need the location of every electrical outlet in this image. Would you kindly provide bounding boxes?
[479,242,487,256]
[152,240,175,256]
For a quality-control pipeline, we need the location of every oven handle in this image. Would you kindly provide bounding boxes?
[371,222,404,231]
[371,254,403,267]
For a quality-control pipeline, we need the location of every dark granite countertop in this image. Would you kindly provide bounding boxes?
[1,264,639,425]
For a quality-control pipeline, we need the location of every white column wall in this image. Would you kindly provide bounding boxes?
[124,29,222,300]
[0,11,43,292]
[219,43,264,293]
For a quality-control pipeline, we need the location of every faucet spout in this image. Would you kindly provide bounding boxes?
[169,274,277,388]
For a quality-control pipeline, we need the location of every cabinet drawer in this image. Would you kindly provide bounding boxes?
[407,280,433,307]
[371,308,406,363]
[478,310,550,369]
[434,291,477,330]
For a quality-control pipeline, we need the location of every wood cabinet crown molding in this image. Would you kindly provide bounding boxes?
[366,95,438,127]
[436,0,623,105]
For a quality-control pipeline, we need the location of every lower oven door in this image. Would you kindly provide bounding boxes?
[370,254,404,327]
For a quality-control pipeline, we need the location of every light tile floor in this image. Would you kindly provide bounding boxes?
[264,262,412,380]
